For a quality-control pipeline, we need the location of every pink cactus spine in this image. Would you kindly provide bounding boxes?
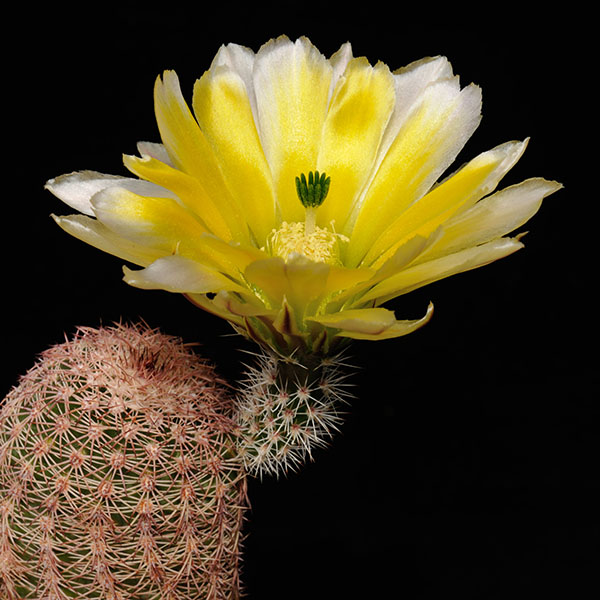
[0,323,247,600]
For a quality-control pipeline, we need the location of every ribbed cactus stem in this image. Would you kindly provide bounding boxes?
[235,351,354,478]
[0,324,247,600]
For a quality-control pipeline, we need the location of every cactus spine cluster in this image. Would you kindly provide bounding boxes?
[0,324,247,600]
[0,324,353,598]
[235,351,352,477]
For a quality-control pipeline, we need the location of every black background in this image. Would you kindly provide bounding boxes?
[4,6,596,600]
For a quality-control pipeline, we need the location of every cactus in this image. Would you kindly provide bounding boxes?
[235,350,353,478]
[0,323,352,598]
[0,324,248,599]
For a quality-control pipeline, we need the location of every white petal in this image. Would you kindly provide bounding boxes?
[327,41,353,102]
[45,171,126,216]
[422,178,563,260]
[210,42,259,125]
[363,139,529,268]
[52,214,161,266]
[252,36,333,223]
[46,170,176,216]
[90,186,205,253]
[362,237,523,304]
[378,56,454,165]
[136,141,173,165]
[346,78,483,265]
[123,255,243,294]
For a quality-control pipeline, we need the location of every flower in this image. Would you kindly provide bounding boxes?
[47,35,561,357]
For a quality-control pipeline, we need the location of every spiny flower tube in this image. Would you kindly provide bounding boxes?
[47,35,561,358]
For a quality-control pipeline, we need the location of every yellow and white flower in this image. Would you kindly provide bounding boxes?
[47,36,561,356]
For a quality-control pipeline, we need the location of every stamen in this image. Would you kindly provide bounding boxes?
[265,221,348,265]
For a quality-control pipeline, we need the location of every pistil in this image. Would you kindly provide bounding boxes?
[295,171,331,235]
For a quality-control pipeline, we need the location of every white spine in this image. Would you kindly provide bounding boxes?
[235,351,354,478]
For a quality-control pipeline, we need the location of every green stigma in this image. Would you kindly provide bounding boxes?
[295,171,331,208]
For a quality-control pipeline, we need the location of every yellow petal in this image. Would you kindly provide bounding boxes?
[212,290,276,317]
[378,56,454,164]
[308,302,434,340]
[315,57,396,233]
[123,256,245,294]
[324,264,375,297]
[325,235,431,312]
[154,70,214,178]
[364,139,528,268]
[52,214,162,267]
[123,154,234,241]
[244,254,329,316]
[362,238,523,304]
[90,186,208,260]
[153,71,247,242]
[243,256,287,307]
[346,79,482,266]
[283,254,330,316]
[185,292,245,326]
[310,307,396,333]
[248,259,375,318]
[325,56,452,236]
[192,65,276,245]
[253,36,333,223]
[420,178,563,261]
[45,170,172,216]
[195,234,267,276]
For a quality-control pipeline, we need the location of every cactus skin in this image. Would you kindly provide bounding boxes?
[235,351,353,478]
[0,324,247,600]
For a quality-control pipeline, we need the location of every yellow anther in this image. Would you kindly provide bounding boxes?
[265,221,348,264]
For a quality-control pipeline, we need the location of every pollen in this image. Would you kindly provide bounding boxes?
[265,221,348,265]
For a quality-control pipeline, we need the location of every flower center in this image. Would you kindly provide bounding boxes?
[265,170,348,265]
[266,221,347,264]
